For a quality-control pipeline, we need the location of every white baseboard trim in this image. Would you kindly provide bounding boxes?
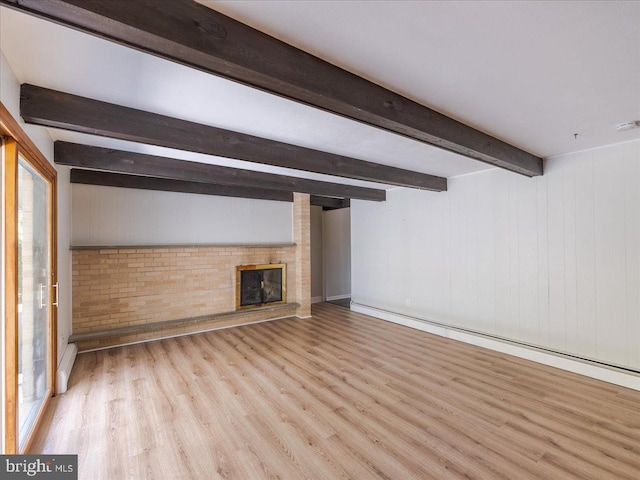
[56,343,78,394]
[351,303,640,392]
[326,294,351,301]
[311,296,323,304]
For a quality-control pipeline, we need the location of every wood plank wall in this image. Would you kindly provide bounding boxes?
[352,140,640,371]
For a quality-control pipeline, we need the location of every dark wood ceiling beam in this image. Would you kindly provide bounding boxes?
[55,142,386,202]
[2,0,542,177]
[70,169,294,203]
[20,84,446,191]
[310,195,350,210]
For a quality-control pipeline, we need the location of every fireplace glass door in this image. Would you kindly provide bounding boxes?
[236,264,286,309]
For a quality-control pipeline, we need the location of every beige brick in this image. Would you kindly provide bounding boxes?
[72,233,308,340]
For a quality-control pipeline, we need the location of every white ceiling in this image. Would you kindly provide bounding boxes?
[1,1,639,190]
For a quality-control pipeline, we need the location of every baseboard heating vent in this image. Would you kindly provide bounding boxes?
[57,343,78,394]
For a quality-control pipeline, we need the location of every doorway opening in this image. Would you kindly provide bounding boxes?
[310,202,351,309]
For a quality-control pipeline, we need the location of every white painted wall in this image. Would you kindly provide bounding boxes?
[1,50,73,400]
[323,208,351,300]
[352,140,640,371]
[72,184,293,245]
[310,205,323,301]
[56,169,72,362]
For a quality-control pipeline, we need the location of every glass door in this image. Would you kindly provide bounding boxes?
[2,104,58,455]
[17,155,52,451]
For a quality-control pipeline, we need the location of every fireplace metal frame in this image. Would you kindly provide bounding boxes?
[235,263,287,310]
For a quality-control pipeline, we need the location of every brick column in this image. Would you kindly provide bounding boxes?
[293,193,311,317]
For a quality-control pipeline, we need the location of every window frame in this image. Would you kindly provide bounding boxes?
[2,102,58,454]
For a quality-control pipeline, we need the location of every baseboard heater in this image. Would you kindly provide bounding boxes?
[351,302,640,377]
[57,343,78,394]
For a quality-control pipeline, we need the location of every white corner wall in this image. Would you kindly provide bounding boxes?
[323,207,351,300]
[72,184,293,245]
[352,140,640,372]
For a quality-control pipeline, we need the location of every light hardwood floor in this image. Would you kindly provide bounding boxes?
[33,303,640,479]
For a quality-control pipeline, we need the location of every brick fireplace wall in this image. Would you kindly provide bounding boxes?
[72,244,295,328]
[71,194,312,350]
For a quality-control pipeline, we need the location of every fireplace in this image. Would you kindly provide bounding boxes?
[236,264,286,310]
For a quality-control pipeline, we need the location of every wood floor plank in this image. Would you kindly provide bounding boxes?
[245,322,542,478]
[30,303,640,479]
[307,306,640,447]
